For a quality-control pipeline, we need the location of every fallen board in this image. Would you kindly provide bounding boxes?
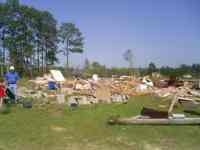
[50,70,66,82]
[109,117,200,125]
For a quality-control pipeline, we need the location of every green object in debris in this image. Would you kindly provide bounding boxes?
[22,99,32,108]
[6,88,15,102]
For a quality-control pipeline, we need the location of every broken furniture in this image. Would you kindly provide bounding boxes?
[168,94,200,114]
[109,95,200,125]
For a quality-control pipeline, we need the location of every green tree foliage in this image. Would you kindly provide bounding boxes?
[123,49,135,76]
[123,49,133,68]
[81,59,200,78]
[0,0,58,76]
[58,23,84,70]
[6,0,19,9]
[83,61,106,77]
[84,58,90,70]
[192,64,200,74]
[148,62,157,75]
[158,64,200,78]
[82,60,133,78]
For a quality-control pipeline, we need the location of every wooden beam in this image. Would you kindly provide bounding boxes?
[109,117,200,125]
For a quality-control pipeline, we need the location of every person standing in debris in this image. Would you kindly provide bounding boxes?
[4,66,20,97]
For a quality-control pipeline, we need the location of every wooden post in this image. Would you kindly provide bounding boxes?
[109,117,200,125]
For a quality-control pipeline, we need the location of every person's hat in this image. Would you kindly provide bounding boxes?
[9,66,15,70]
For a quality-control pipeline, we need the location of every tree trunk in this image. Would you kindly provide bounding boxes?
[0,48,3,76]
[2,35,6,76]
[41,47,44,74]
[37,41,40,73]
[45,41,48,73]
[66,39,69,71]
[45,49,47,73]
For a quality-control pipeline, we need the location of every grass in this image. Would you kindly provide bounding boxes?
[0,96,200,150]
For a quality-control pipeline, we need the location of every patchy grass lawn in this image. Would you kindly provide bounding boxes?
[0,96,200,150]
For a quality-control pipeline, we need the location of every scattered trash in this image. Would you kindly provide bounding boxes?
[56,94,65,104]
[21,71,200,107]
[67,96,79,109]
[22,99,33,108]
[92,74,99,82]
[111,94,128,103]
[142,78,154,87]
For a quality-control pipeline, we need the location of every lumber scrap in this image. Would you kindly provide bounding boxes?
[108,116,200,125]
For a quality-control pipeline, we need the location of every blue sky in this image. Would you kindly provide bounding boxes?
[2,0,200,68]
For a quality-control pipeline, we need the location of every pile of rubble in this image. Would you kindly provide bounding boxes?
[29,74,50,88]
[20,71,200,107]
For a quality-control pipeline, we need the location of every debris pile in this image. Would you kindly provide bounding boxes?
[20,70,200,107]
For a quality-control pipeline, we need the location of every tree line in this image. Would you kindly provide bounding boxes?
[0,0,84,76]
[80,60,200,78]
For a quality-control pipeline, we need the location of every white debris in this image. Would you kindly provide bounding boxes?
[92,74,99,82]
[67,96,79,108]
[136,84,148,92]
[56,94,65,104]
[111,94,129,103]
[142,78,154,87]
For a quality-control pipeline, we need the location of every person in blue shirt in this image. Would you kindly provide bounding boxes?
[4,66,20,97]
